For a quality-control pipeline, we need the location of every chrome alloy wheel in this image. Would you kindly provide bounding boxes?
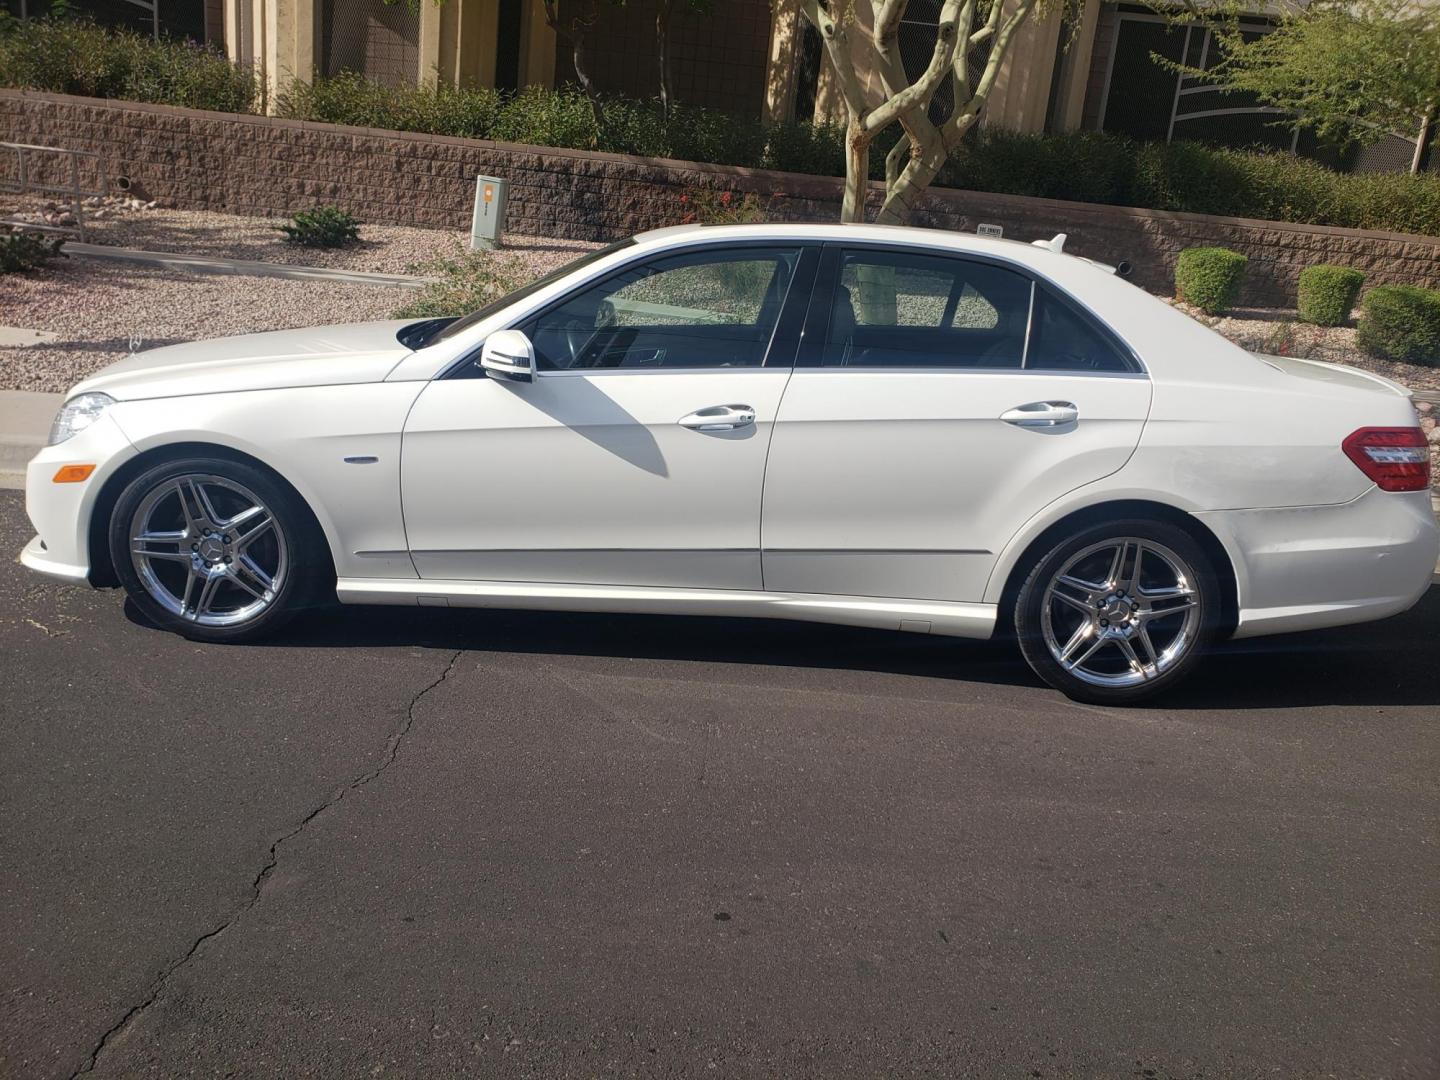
[128,473,288,627]
[1040,537,1201,689]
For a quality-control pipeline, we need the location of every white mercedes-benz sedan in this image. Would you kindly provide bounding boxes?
[20,223,1437,703]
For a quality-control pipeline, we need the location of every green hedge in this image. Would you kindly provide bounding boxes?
[1356,285,1440,366]
[1297,265,1365,327]
[0,18,258,113]
[1174,248,1248,315]
[946,130,1440,237]
[5,18,1440,237]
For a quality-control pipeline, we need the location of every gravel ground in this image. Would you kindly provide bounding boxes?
[2,203,1436,405]
[0,260,406,392]
[0,209,601,392]
[6,196,600,276]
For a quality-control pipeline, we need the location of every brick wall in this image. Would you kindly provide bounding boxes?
[3,90,1438,306]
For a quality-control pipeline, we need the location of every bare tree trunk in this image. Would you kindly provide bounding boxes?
[543,0,606,144]
[658,0,675,120]
[842,118,872,223]
[1413,102,1437,175]
[876,123,951,224]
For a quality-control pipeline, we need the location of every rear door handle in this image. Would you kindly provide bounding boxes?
[1000,400,1079,428]
[678,404,756,431]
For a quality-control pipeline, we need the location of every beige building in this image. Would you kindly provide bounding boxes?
[216,0,1080,132]
[40,0,1433,172]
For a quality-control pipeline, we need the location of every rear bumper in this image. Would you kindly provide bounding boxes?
[1198,487,1439,639]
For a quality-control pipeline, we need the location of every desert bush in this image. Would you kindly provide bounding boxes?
[394,246,534,319]
[676,189,769,225]
[278,206,361,247]
[0,227,65,273]
[1356,285,1440,365]
[1174,247,1249,315]
[1297,265,1365,326]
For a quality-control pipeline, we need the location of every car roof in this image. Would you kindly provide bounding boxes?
[630,222,1106,275]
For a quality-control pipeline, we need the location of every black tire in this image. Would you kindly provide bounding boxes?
[1014,518,1220,706]
[108,456,329,643]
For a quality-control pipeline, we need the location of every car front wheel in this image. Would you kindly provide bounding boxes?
[1014,519,1219,705]
[108,457,323,642]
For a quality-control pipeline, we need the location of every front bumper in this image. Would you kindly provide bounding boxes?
[1199,486,1439,639]
[19,533,89,584]
[20,411,138,587]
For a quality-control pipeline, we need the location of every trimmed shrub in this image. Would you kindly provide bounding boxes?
[1297,265,1365,326]
[394,246,534,319]
[0,227,65,273]
[1174,247,1248,315]
[1356,285,1440,366]
[0,18,258,113]
[278,206,360,247]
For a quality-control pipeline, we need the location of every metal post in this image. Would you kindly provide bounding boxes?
[69,152,84,241]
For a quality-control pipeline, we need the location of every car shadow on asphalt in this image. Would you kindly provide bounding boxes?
[123,585,1440,711]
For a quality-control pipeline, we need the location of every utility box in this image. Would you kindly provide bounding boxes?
[470,174,508,250]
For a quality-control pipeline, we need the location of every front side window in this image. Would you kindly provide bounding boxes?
[824,250,1032,368]
[528,246,802,371]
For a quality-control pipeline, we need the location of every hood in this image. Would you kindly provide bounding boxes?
[1250,353,1415,400]
[70,320,418,401]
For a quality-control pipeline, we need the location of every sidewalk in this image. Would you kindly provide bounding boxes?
[0,389,60,489]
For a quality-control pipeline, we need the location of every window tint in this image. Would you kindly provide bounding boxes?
[1025,285,1135,373]
[528,247,801,371]
[824,250,1031,368]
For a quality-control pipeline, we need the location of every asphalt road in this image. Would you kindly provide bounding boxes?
[2,489,1437,1079]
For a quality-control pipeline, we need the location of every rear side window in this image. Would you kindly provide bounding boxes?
[824,250,1032,368]
[1026,285,1136,373]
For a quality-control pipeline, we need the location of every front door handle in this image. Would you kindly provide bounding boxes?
[1000,400,1079,428]
[678,404,756,432]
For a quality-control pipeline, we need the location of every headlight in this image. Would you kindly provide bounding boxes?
[49,392,116,446]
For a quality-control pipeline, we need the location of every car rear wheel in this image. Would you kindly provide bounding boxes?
[108,457,324,642]
[1014,519,1219,705]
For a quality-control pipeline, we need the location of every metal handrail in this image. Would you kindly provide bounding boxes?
[0,142,108,241]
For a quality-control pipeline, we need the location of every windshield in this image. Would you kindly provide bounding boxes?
[409,239,636,349]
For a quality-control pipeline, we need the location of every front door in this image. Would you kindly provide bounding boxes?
[401,244,812,590]
[761,244,1153,603]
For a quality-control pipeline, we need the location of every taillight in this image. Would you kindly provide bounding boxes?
[1341,427,1431,492]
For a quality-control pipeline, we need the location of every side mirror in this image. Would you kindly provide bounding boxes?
[479,329,535,383]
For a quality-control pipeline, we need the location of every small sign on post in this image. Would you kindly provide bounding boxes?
[976,223,1004,239]
[471,174,508,251]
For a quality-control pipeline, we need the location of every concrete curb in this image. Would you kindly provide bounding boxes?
[65,243,431,289]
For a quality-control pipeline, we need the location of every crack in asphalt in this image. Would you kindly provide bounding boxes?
[69,648,465,1078]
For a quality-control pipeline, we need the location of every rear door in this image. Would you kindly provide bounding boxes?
[760,244,1153,603]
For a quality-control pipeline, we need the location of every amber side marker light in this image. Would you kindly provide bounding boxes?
[53,464,96,483]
